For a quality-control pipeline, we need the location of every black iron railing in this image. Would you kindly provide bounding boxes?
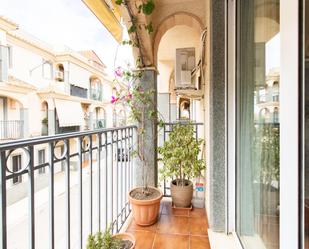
[0,126,136,249]
[158,122,204,197]
[70,84,88,99]
[0,120,24,140]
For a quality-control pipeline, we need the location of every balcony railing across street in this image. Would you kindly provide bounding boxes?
[0,125,136,249]
[0,120,24,140]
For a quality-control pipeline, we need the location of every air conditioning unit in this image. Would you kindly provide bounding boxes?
[55,70,64,81]
[175,48,195,89]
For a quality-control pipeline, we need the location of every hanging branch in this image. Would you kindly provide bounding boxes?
[115,0,155,68]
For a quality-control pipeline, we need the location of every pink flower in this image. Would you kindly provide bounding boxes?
[111,96,119,104]
[114,67,123,78]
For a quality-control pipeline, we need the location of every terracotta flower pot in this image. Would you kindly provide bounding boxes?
[170,179,193,208]
[128,187,163,226]
[112,233,135,249]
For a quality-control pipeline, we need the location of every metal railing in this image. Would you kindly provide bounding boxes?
[70,84,88,99]
[0,120,24,140]
[0,125,136,249]
[158,122,204,197]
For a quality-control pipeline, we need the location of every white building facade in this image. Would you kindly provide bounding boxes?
[0,16,127,201]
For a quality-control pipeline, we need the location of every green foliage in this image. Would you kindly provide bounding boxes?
[86,225,122,249]
[128,24,137,34]
[144,22,153,34]
[117,0,155,60]
[115,0,124,5]
[42,117,48,124]
[112,66,165,190]
[141,1,155,15]
[121,39,139,48]
[253,124,280,184]
[158,124,206,186]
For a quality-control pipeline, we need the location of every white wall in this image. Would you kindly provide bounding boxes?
[8,42,53,88]
[157,60,173,93]
[68,62,92,89]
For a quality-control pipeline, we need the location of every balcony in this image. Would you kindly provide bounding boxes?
[0,126,135,248]
[70,84,88,99]
[125,198,210,249]
[0,121,211,249]
[56,125,80,134]
[93,119,106,129]
[0,120,24,140]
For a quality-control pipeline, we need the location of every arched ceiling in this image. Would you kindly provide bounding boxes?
[157,25,200,61]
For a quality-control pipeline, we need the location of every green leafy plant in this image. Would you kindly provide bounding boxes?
[253,124,280,185]
[158,124,206,186]
[42,117,48,124]
[86,225,122,249]
[140,0,155,15]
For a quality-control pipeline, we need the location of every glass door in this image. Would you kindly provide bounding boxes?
[303,1,309,248]
[236,0,280,248]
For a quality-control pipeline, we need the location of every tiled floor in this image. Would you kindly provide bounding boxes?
[126,198,211,249]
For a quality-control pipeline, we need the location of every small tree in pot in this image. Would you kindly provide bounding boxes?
[158,124,206,208]
[112,67,164,226]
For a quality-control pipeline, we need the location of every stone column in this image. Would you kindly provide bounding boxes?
[134,68,158,188]
[89,112,94,130]
[20,108,29,138]
[208,0,226,232]
[48,109,55,135]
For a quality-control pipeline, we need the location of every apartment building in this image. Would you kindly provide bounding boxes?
[0,16,127,202]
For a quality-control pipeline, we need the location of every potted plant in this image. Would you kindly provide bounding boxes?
[158,124,206,208]
[111,0,163,226]
[112,67,164,226]
[41,117,48,136]
[86,225,135,249]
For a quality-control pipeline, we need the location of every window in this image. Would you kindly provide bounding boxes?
[0,45,8,81]
[90,77,102,101]
[8,46,13,69]
[12,155,22,184]
[38,149,46,174]
[236,1,280,249]
[273,108,279,123]
[42,60,53,79]
[55,64,64,82]
[273,94,279,102]
[259,108,270,123]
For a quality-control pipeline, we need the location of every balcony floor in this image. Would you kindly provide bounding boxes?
[126,197,211,249]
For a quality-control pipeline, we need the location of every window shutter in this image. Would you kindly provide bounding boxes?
[0,45,9,82]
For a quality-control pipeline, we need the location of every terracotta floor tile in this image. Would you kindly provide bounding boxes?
[162,201,189,216]
[157,215,190,235]
[153,234,189,249]
[126,230,155,249]
[126,219,158,232]
[190,217,209,236]
[189,208,206,218]
[190,235,211,249]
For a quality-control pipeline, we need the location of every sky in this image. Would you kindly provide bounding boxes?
[1,0,134,76]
